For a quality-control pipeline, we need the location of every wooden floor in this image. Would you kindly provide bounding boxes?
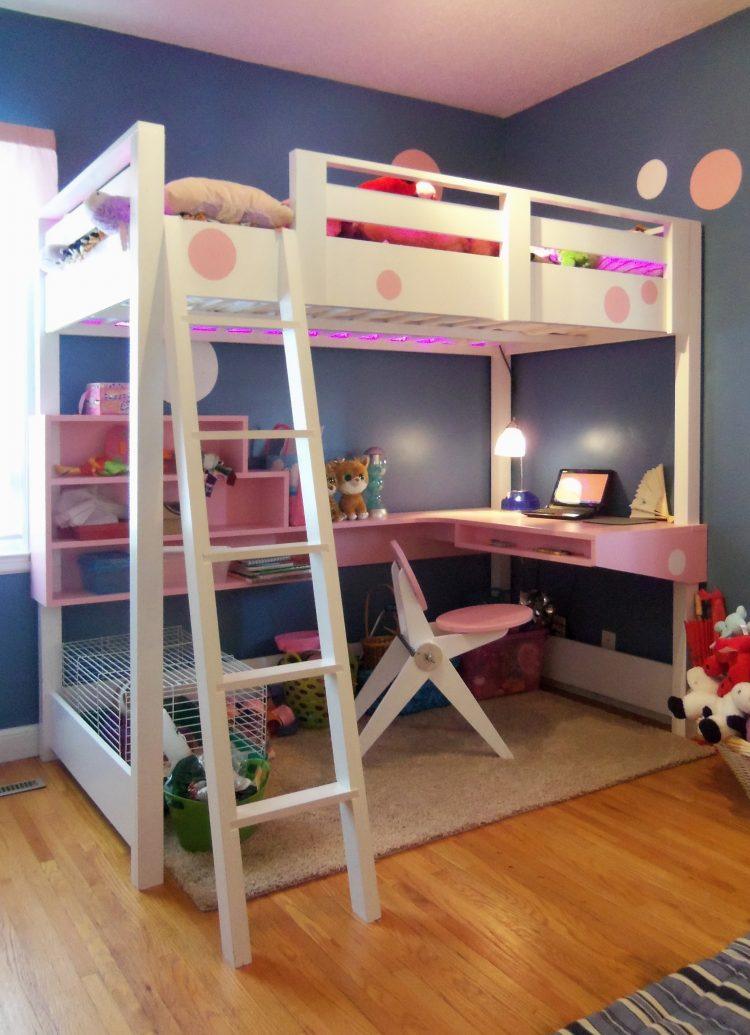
[2,753,750,1035]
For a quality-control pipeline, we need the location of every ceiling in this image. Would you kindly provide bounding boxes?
[4,0,748,116]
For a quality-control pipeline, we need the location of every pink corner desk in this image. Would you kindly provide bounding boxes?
[330,509,707,585]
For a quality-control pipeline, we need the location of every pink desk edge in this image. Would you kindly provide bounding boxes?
[330,509,707,585]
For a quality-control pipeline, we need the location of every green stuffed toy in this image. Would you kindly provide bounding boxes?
[558,249,600,269]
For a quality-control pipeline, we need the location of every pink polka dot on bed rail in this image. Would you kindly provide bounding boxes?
[690,149,743,210]
[188,228,237,280]
[641,280,658,305]
[377,269,402,300]
[604,285,630,323]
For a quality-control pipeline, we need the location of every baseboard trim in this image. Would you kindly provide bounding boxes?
[0,723,39,763]
[542,637,671,721]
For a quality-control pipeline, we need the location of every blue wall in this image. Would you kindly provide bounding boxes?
[0,7,503,729]
[502,10,750,661]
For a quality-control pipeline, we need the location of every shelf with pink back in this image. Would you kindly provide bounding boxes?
[29,414,292,606]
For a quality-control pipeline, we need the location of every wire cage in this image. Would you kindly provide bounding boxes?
[61,626,267,766]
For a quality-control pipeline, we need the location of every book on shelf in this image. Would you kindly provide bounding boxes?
[228,560,311,585]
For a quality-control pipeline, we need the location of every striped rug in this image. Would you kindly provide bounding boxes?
[558,934,750,1034]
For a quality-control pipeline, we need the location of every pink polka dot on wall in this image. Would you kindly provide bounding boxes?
[392,149,442,199]
[690,149,743,210]
[604,285,630,323]
[641,280,658,305]
[376,269,402,300]
[188,228,237,280]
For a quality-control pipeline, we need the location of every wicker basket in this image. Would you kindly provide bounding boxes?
[718,737,750,797]
[361,584,397,670]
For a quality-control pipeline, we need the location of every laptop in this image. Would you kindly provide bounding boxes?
[523,468,613,520]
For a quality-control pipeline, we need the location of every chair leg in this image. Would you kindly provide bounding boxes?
[359,659,424,756]
[355,638,409,720]
[433,661,514,760]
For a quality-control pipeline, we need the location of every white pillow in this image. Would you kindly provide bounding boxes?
[164,177,293,229]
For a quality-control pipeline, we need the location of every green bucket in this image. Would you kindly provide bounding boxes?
[165,755,270,853]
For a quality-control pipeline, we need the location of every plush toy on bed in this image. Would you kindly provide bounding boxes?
[334,174,499,256]
[326,460,345,522]
[336,457,370,520]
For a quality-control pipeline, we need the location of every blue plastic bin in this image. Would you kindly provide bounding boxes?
[77,550,130,595]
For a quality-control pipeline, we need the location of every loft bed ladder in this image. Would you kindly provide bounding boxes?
[163,220,381,966]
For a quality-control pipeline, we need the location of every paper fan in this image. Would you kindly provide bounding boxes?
[630,463,671,521]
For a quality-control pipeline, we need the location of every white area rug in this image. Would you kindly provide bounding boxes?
[164,690,711,910]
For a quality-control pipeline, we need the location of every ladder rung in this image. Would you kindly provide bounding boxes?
[205,541,325,564]
[220,659,341,692]
[232,782,358,830]
[192,429,313,441]
[185,312,301,331]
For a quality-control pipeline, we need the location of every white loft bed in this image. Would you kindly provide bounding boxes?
[33,121,702,898]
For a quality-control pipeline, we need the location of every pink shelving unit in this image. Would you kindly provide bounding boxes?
[29,414,291,606]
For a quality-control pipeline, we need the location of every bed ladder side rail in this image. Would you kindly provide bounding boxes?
[163,223,380,967]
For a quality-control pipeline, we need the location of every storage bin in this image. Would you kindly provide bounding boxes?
[72,521,128,541]
[165,755,270,852]
[77,550,130,595]
[78,382,130,415]
[460,627,548,699]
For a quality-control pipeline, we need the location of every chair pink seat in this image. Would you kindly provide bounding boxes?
[435,603,532,635]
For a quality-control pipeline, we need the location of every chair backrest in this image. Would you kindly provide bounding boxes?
[390,540,427,612]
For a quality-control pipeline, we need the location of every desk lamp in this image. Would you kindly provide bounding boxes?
[494,420,540,511]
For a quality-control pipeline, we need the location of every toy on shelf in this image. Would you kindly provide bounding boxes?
[363,446,387,519]
[202,451,236,497]
[326,460,345,522]
[337,456,370,521]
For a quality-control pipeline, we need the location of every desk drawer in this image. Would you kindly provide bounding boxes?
[455,523,593,566]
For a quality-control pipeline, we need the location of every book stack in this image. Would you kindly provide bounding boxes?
[228,554,311,586]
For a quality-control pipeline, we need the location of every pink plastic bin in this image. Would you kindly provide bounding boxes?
[275,630,321,654]
[460,628,547,699]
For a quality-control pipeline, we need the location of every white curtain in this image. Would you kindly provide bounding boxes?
[0,125,57,556]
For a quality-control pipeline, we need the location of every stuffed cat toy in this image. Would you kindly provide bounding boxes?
[337,457,370,520]
[326,461,344,522]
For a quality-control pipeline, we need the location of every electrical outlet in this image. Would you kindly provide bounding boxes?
[601,629,616,651]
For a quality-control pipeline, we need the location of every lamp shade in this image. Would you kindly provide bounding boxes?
[494,422,526,458]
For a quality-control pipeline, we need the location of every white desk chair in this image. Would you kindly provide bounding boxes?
[356,541,532,758]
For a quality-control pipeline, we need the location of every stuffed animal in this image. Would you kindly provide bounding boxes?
[337,457,370,520]
[699,681,750,744]
[712,636,750,696]
[668,665,722,723]
[326,460,345,522]
[715,606,748,639]
[359,175,436,199]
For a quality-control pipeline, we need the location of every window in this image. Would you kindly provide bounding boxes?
[0,124,57,562]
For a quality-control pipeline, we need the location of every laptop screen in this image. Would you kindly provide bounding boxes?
[551,470,610,508]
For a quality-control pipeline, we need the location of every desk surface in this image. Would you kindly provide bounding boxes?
[330,508,707,584]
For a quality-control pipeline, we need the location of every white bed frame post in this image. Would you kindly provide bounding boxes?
[128,122,167,889]
[289,149,328,302]
[491,188,531,593]
[34,212,61,762]
[667,217,703,733]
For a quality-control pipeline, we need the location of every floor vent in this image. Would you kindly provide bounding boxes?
[0,777,46,798]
